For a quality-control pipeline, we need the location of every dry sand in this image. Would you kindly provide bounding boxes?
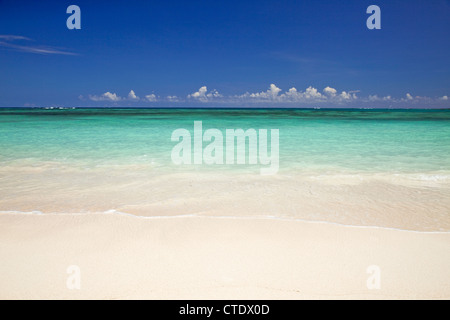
[0,213,448,299]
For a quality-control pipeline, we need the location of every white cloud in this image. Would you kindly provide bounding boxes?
[266,84,282,99]
[189,86,207,99]
[188,86,222,102]
[128,90,139,101]
[368,95,392,102]
[304,86,322,99]
[239,84,283,101]
[236,84,358,103]
[282,86,325,101]
[145,94,157,102]
[167,95,180,102]
[251,84,282,100]
[103,92,121,101]
[282,87,301,101]
[340,91,352,100]
[89,92,121,102]
[207,89,222,98]
[323,86,337,96]
[82,85,447,106]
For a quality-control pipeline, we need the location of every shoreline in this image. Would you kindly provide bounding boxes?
[1,168,449,232]
[1,211,450,235]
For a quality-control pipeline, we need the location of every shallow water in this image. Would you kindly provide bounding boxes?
[0,108,449,173]
[0,108,449,231]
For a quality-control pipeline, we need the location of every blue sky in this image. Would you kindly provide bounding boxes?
[0,0,449,108]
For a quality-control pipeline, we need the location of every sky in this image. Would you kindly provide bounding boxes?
[0,0,449,108]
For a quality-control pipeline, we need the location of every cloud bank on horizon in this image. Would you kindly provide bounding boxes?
[83,84,449,108]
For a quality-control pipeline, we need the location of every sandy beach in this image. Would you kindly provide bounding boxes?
[0,109,449,300]
[1,0,450,303]
[0,212,448,300]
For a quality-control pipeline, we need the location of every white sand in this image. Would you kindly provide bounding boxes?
[0,213,448,299]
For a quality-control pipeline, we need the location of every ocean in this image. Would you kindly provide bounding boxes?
[0,108,449,231]
[1,108,449,173]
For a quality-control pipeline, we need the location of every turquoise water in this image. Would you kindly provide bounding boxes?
[0,108,449,174]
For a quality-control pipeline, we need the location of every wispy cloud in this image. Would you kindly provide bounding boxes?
[0,35,31,41]
[0,35,77,56]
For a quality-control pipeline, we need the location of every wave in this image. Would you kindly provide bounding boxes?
[1,209,449,235]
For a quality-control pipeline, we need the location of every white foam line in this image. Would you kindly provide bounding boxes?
[0,210,44,215]
[0,210,449,235]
